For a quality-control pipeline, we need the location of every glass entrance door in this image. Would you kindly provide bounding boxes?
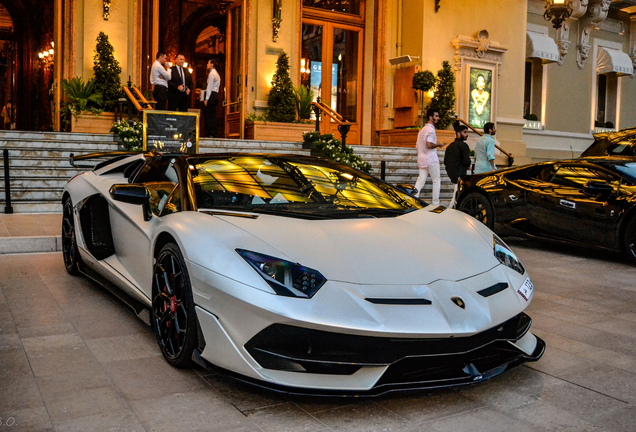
[301,21,362,144]
[225,4,245,138]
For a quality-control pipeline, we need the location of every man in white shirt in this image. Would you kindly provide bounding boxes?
[204,59,221,137]
[150,52,171,110]
[413,109,445,206]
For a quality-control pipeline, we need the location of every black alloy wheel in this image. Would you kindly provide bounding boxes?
[457,192,494,229]
[62,196,81,275]
[152,242,198,368]
[622,217,636,265]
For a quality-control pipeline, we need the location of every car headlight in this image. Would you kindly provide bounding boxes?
[493,235,525,275]
[237,249,327,298]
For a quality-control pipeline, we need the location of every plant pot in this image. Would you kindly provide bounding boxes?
[245,121,313,142]
[71,112,116,134]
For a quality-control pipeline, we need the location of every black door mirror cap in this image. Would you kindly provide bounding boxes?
[109,184,151,205]
[109,184,153,221]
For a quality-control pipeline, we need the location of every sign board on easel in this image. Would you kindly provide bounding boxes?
[143,110,199,154]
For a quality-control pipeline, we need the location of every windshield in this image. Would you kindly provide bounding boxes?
[188,155,424,219]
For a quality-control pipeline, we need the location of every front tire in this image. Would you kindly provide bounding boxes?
[62,196,82,275]
[152,242,198,368]
[622,217,636,265]
[457,192,494,229]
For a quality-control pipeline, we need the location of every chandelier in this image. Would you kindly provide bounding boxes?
[544,0,572,30]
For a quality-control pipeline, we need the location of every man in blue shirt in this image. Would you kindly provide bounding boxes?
[474,122,497,173]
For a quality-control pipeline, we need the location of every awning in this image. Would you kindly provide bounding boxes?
[526,32,560,64]
[597,47,634,76]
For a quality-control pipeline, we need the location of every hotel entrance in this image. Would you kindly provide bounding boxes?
[301,0,364,144]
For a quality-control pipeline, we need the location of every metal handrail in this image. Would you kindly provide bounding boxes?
[310,98,351,151]
[3,149,13,213]
[311,100,348,125]
[455,118,514,167]
[122,87,152,112]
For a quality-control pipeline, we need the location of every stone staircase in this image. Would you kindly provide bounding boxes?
[1,131,454,213]
[351,144,455,204]
[0,131,123,212]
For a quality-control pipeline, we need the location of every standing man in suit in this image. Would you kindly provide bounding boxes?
[168,54,193,112]
[204,59,221,138]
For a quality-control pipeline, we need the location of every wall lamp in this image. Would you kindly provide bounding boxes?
[544,0,572,30]
[389,55,420,66]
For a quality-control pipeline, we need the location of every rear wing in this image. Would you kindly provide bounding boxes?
[69,151,144,170]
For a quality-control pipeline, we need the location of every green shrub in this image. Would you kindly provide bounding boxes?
[430,61,456,130]
[110,119,143,151]
[303,131,371,173]
[61,77,103,116]
[267,52,296,123]
[295,85,314,120]
[93,32,123,111]
[412,70,436,92]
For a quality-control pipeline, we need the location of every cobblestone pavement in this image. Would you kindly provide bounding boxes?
[1,239,635,432]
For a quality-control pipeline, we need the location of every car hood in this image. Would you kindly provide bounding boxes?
[219,207,499,285]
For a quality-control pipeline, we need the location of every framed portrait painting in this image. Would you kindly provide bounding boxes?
[468,67,492,129]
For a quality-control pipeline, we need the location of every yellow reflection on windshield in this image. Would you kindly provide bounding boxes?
[192,157,420,210]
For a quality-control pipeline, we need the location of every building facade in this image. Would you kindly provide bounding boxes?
[2,0,636,162]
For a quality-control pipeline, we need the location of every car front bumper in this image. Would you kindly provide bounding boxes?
[195,306,545,396]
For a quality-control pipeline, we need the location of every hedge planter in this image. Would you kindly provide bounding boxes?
[71,112,116,134]
[245,121,313,143]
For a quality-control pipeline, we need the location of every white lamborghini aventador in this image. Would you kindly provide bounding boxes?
[62,151,544,395]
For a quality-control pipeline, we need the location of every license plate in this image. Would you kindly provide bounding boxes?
[518,277,534,301]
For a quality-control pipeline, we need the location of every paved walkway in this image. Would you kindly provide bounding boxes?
[1,236,636,431]
[0,213,62,254]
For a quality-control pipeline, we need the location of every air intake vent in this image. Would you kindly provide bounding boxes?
[477,283,509,298]
[365,298,432,305]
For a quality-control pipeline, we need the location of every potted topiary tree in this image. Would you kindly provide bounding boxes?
[71,32,123,133]
[430,61,456,130]
[245,51,310,142]
[378,62,456,146]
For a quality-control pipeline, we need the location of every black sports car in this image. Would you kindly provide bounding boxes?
[456,157,636,264]
[580,128,636,157]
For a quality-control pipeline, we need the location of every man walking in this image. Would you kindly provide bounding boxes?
[414,108,445,206]
[168,54,193,112]
[474,122,497,173]
[444,122,472,208]
[203,59,221,138]
[150,52,171,111]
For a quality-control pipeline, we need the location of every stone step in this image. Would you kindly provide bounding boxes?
[2,167,81,178]
[5,154,115,166]
[0,130,118,142]
[0,188,62,201]
[1,143,121,153]
[1,202,63,213]
[0,177,69,188]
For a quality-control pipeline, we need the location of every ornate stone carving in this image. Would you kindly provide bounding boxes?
[476,30,490,58]
[555,0,588,66]
[452,33,507,124]
[577,0,611,69]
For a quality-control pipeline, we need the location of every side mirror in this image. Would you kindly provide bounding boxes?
[584,180,614,197]
[395,183,417,196]
[109,184,152,221]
